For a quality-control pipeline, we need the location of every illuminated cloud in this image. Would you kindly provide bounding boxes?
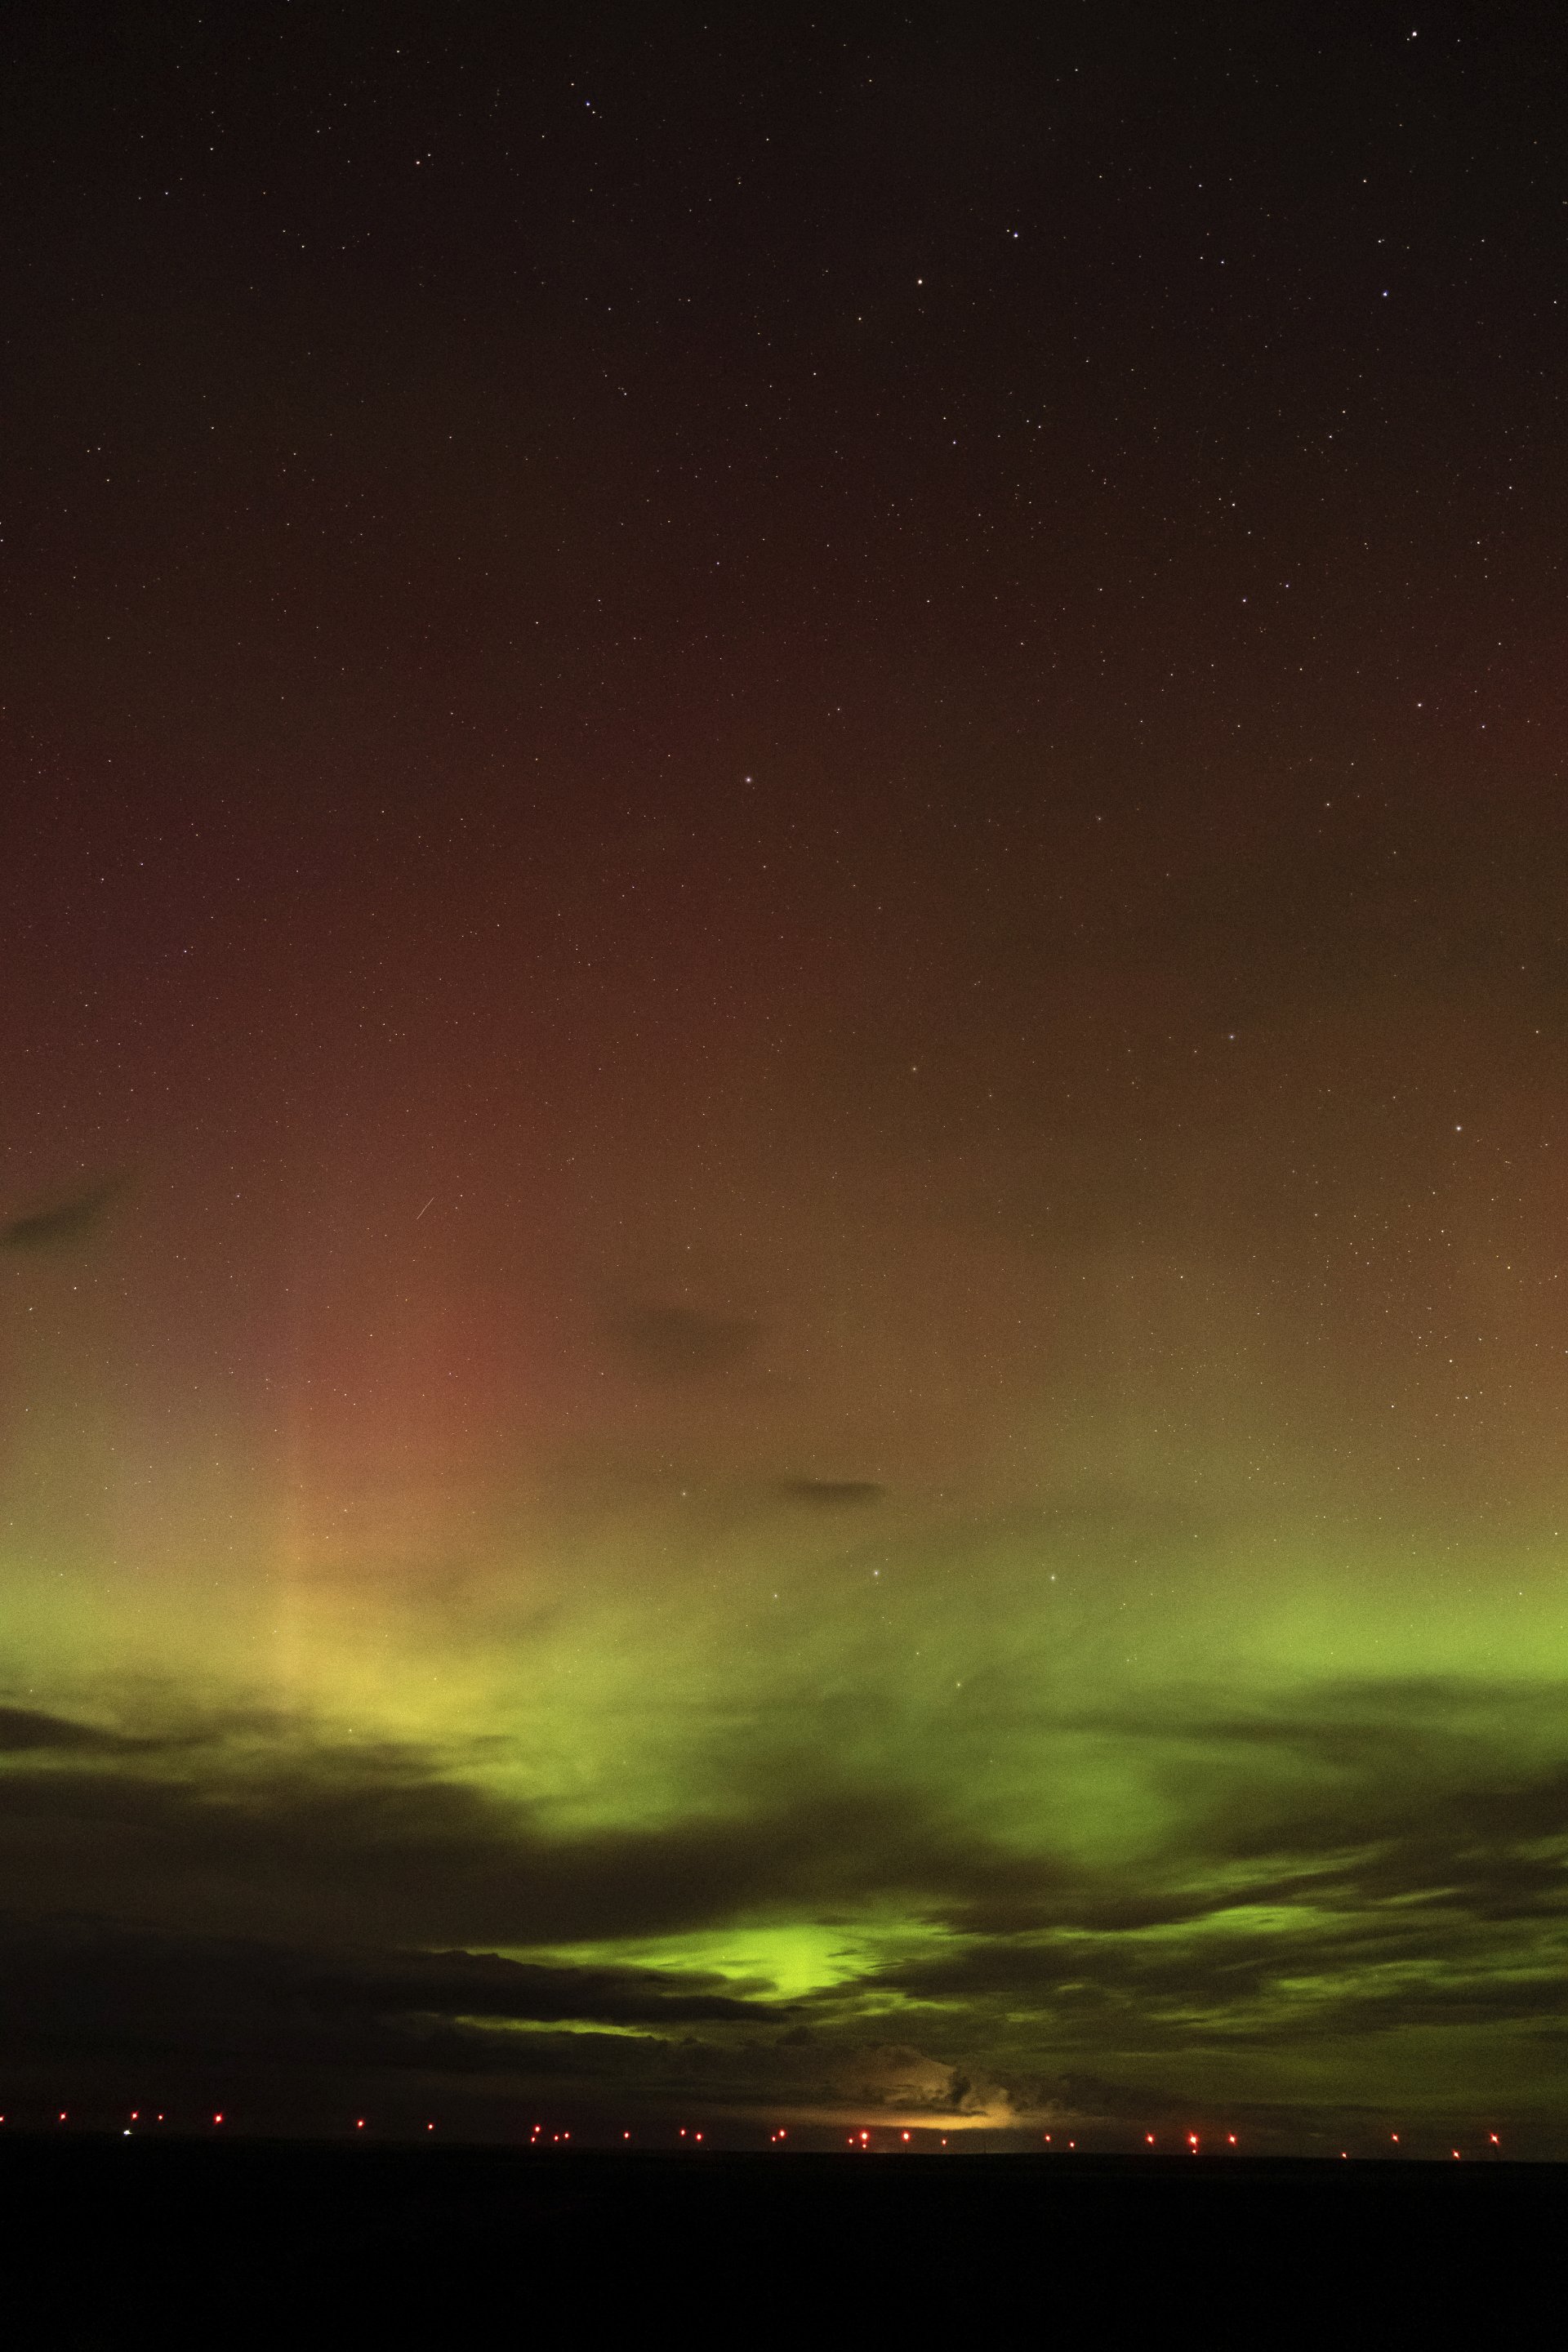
[0,5,1562,2153]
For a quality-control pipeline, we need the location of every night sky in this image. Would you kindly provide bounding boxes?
[3,2,1567,2150]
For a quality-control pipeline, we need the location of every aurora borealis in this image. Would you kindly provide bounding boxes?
[3,6,1567,2149]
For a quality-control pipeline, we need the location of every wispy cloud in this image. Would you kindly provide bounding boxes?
[2,1670,1565,2125]
[2,1175,128,1252]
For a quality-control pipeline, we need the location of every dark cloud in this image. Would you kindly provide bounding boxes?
[0,1724,1030,1949]
[0,1707,137,1754]
[0,1904,1081,2133]
[776,1480,886,1507]
[0,1915,777,2066]
[605,1304,760,1380]
[839,1683,1568,2060]
[1,1174,127,1252]
[3,1677,1567,2122]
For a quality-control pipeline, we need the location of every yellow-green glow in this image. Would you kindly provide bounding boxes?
[7,949,1568,2146]
[6,0,1568,2162]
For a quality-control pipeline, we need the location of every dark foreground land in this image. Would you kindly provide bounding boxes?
[4,2137,1560,2341]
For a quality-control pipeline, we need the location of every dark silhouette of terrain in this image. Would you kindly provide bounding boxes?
[0,2136,1553,2340]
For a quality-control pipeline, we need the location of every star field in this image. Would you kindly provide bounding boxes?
[1,2,1566,2149]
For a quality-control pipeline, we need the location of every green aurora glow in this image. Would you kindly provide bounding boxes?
[5,1007,1568,2144]
[2,5,1566,2154]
